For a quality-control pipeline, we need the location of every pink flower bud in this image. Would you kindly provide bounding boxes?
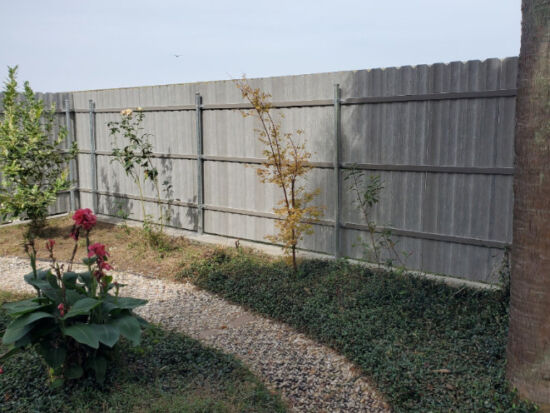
[100,261,113,271]
[45,239,55,251]
[58,303,65,317]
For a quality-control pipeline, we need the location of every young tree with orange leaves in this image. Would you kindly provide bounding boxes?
[236,80,323,271]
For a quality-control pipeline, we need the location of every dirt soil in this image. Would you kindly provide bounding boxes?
[0,216,216,279]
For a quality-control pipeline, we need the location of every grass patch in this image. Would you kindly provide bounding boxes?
[0,290,286,413]
[182,249,537,413]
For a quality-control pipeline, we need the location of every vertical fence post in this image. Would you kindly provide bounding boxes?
[195,93,204,234]
[333,84,342,259]
[88,100,98,214]
[64,98,76,212]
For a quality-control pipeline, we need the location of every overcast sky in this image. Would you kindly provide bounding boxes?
[1,0,521,92]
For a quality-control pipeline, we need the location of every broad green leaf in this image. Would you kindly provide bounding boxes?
[65,290,84,306]
[105,296,147,310]
[62,272,78,288]
[77,272,93,290]
[62,298,101,320]
[94,324,120,347]
[24,271,51,291]
[63,324,100,349]
[8,311,54,328]
[64,323,120,349]
[101,301,117,314]
[46,272,60,289]
[3,323,32,346]
[3,299,47,317]
[77,272,92,283]
[2,311,54,345]
[7,311,55,330]
[111,315,141,346]
[24,270,48,282]
[40,287,63,302]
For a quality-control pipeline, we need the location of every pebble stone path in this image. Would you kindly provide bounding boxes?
[1,256,390,413]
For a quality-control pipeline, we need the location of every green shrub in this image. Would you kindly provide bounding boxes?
[0,66,77,237]
[0,208,146,385]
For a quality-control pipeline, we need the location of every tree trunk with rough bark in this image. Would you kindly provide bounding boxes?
[507,0,550,410]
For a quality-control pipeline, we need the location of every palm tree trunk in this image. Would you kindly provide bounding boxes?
[507,0,550,410]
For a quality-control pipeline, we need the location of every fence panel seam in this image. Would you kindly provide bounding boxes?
[195,93,204,234]
[64,98,76,212]
[88,100,98,213]
[334,84,342,258]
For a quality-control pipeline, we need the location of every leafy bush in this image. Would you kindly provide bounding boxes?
[0,209,146,385]
[0,66,77,237]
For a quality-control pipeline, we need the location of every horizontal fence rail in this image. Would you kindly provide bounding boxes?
[78,187,510,249]
[76,151,514,175]
[64,88,517,113]
[3,88,518,115]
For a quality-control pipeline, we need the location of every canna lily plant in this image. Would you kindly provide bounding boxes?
[0,209,147,385]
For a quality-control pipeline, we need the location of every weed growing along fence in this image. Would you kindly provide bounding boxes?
[0,57,518,282]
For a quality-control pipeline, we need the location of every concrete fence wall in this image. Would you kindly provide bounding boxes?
[1,57,519,282]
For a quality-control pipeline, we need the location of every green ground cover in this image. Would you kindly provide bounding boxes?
[0,290,286,413]
[183,249,536,412]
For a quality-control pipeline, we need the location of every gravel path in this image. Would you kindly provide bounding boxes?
[1,256,390,413]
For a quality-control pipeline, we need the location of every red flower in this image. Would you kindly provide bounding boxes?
[88,243,109,260]
[0,366,4,374]
[57,303,65,317]
[45,239,55,251]
[72,208,97,231]
[100,261,113,271]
